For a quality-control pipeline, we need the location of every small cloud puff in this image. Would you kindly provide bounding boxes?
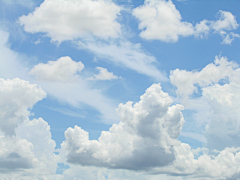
[88,67,120,81]
[29,56,84,82]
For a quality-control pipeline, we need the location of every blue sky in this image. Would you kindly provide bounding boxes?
[1,0,240,179]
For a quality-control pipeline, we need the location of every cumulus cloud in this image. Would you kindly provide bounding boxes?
[170,56,240,152]
[203,82,240,151]
[60,83,184,170]
[16,118,60,174]
[0,137,37,171]
[19,0,121,42]
[79,40,167,81]
[0,78,59,177]
[170,56,237,98]
[58,82,240,179]
[0,78,46,136]
[88,67,120,81]
[133,0,239,44]
[29,56,84,82]
[132,0,194,42]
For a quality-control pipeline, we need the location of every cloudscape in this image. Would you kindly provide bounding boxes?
[0,0,240,179]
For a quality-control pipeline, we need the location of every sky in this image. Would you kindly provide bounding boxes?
[0,0,240,179]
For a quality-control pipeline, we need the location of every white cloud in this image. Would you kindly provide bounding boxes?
[58,82,240,179]
[0,78,46,136]
[79,40,167,81]
[88,67,120,81]
[170,56,237,99]
[60,83,184,170]
[221,32,240,45]
[170,55,240,152]
[19,0,122,42]
[29,56,84,82]
[0,78,59,177]
[132,0,194,42]
[133,0,239,44]
[211,10,238,32]
[16,118,60,175]
[0,137,37,171]
[203,82,240,151]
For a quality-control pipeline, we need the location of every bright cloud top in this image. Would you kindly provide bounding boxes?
[133,0,239,43]
[19,0,122,42]
[29,56,84,82]
[132,0,194,42]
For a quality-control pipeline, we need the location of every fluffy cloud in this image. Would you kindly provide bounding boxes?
[170,56,240,152]
[29,56,84,82]
[59,82,240,179]
[19,0,121,42]
[132,0,194,42]
[0,78,46,136]
[0,78,59,177]
[133,0,239,44]
[60,83,184,170]
[88,67,120,81]
[203,82,240,151]
[170,56,237,98]
[0,137,37,171]
[16,118,59,175]
[79,40,167,81]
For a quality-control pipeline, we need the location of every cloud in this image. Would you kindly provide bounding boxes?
[132,0,194,42]
[0,78,46,136]
[170,56,237,99]
[0,137,37,171]
[29,56,84,82]
[203,82,240,151]
[221,32,240,45]
[29,57,119,123]
[211,10,238,32]
[0,30,27,80]
[79,40,167,81]
[59,82,240,179]
[19,0,121,42]
[88,67,120,81]
[0,78,59,176]
[16,118,60,174]
[60,83,184,170]
[170,56,240,152]
[133,0,239,44]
